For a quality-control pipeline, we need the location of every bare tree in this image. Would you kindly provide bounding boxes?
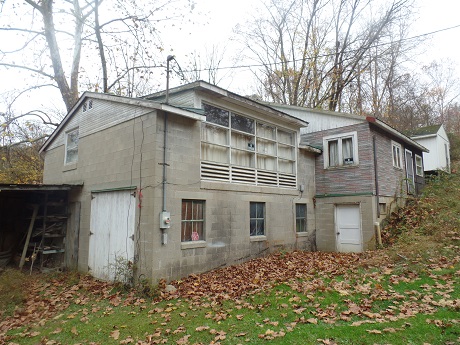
[237,0,414,111]
[182,44,234,85]
[0,0,193,112]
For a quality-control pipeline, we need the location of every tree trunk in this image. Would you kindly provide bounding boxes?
[41,0,77,112]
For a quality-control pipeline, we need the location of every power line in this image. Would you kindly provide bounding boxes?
[178,23,460,74]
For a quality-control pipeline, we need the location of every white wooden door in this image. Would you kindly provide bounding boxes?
[89,190,135,281]
[335,204,362,253]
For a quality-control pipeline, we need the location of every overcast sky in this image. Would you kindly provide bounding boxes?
[1,0,460,113]
[160,0,460,95]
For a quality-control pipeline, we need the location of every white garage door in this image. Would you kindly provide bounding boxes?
[88,190,135,281]
[335,204,362,253]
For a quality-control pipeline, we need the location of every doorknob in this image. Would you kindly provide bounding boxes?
[130,234,134,241]
[336,232,340,235]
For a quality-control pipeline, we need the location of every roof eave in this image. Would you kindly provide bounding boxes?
[40,93,204,153]
[366,117,429,153]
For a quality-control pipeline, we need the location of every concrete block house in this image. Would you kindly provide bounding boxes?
[40,81,318,283]
[266,105,428,253]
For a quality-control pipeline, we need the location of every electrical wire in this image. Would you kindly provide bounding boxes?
[176,23,460,74]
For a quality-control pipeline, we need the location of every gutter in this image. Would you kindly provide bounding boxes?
[366,117,429,153]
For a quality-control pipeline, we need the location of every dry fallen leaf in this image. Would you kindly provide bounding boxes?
[366,329,382,334]
[110,329,120,340]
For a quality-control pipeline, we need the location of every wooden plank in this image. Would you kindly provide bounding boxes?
[19,204,39,270]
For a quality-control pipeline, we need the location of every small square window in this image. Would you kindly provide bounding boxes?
[65,128,79,164]
[295,204,307,233]
[181,200,205,242]
[250,202,265,236]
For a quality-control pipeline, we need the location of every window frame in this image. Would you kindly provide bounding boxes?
[415,154,423,177]
[392,141,403,169]
[201,103,297,188]
[295,203,307,233]
[323,131,359,169]
[64,128,79,165]
[250,202,265,237]
[82,100,93,113]
[181,200,205,243]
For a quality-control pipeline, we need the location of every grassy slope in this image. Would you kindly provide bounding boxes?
[1,168,459,345]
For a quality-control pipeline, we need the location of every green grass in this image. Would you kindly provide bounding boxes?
[3,259,459,344]
[2,165,460,344]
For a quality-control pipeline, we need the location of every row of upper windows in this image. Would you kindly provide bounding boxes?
[202,103,297,175]
[181,200,307,243]
[63,102,298,171]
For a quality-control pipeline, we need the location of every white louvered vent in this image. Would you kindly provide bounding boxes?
[278,173,297,188]
[201,162,230,181]
[231,166,256,184]
[257,170,278,186]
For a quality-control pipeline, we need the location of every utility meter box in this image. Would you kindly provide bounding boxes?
[160,211,171,229]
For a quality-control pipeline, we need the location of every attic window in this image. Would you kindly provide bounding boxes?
[82,100,93,112]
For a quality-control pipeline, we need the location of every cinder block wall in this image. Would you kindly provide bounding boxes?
[314,195,376,252]
[44,107,318,283]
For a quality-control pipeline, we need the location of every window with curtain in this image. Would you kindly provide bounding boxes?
[181,200,205,242]
[328,140,339,167]
[324,132,357,168]
[201,103,297,188]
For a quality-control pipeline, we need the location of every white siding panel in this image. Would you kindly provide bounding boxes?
[268,105,362,134]
[147,91,196,107]
[47,98,155,150]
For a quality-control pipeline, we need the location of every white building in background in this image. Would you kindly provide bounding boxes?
[409,124,450,173]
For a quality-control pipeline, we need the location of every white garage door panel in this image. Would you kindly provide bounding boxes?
[336,204,362,253]
[89,190,135,281]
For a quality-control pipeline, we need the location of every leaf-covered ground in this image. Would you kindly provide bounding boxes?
[1,248,459,345]
[1,170,460,344]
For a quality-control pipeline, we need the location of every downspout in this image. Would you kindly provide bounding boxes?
[373,136,380,218]
[162,55,174,212]
[159,55,175,244]
[162,112,168,212]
